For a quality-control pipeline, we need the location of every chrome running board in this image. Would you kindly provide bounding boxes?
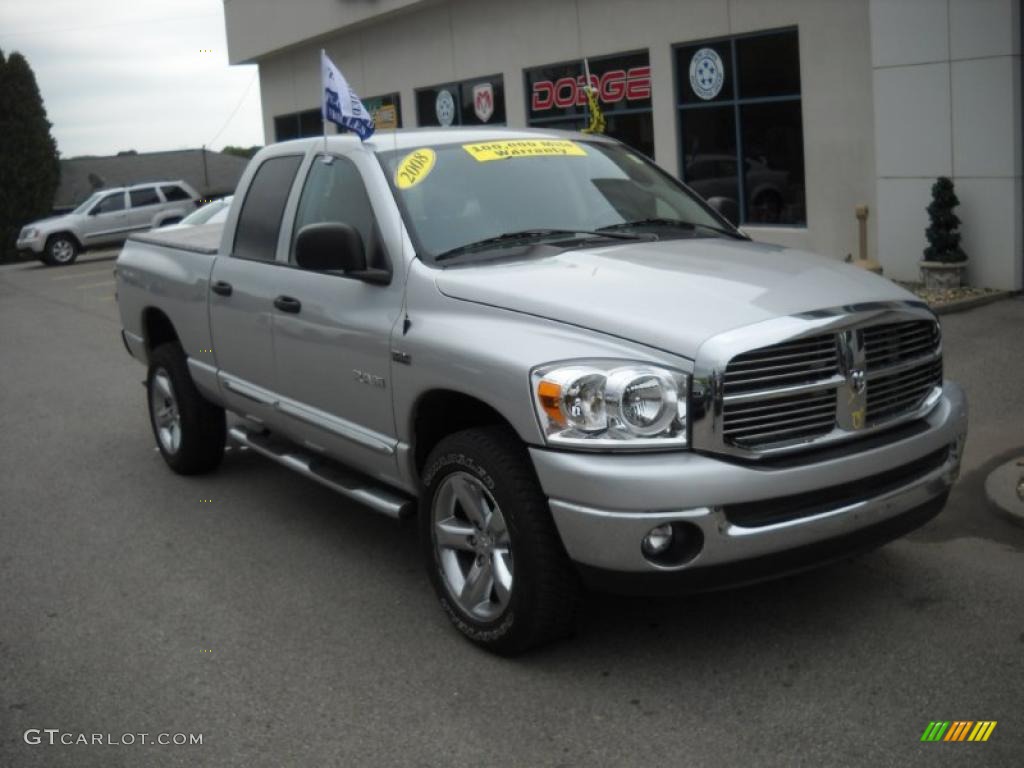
[227,425,414,520]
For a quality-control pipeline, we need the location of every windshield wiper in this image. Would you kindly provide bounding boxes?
[597,217,746,240]
[435,228,646,262]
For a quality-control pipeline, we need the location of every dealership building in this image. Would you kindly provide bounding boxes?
[225,0,1022,290]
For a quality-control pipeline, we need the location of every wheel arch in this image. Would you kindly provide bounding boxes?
[46,230,83,250]
[141,306,180,357]
[411,389,525,475]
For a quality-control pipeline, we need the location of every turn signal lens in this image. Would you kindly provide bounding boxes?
[537,380,564,425]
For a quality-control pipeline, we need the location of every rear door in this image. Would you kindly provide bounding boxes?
[208,154,304,426]
[269,152,404,479]
[82,191,129,245]
[127,186,162,232]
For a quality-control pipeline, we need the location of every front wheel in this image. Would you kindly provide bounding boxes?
[41,234,78,266]
[146,343,226,475]
[420,427,578,654]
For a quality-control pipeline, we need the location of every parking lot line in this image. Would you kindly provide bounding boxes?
[74,280,116,289]
[51,268,113,281]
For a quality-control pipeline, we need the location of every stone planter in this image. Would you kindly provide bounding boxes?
[920,260,968,291]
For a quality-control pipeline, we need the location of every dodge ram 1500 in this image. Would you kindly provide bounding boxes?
[116,129,967,654]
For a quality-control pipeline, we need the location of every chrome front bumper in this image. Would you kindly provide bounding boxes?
[530,381,967,577]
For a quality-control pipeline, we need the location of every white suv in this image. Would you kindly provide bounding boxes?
[17,181,199,266]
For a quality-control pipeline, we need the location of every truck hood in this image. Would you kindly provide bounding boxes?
[434,238,917,359]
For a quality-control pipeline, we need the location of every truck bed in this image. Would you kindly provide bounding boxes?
[129,222,222,255]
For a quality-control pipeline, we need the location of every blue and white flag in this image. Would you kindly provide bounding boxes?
[321,50,375,141]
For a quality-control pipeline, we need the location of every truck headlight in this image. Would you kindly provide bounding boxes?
[531,362,689,450]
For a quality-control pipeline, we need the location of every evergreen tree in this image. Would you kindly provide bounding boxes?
[923,177,966,263]
[0,49,61,260]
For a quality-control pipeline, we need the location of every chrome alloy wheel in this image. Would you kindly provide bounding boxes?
[432,471,513,621]
[150,368,182,454]
[51,239,75,263]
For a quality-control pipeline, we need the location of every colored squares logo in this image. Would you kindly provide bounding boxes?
[920,721,997,742]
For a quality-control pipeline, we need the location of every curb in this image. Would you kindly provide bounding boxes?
[932,291,1018,315]
[983,456,1024,529]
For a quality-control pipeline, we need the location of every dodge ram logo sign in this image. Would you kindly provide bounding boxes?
[838,330,869,431]
[473,83,494,123]
[849,368,866,395]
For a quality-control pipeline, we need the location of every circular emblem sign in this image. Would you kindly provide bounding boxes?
[435,89,456,127]
[689,48,725,100]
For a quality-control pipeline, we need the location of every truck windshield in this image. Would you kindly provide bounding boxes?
[377,138,736,263]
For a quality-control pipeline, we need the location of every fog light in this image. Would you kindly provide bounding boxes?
[642,523,674,556]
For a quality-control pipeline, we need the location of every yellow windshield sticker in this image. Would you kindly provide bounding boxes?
[463,139,587,162]
[395,148,436,189]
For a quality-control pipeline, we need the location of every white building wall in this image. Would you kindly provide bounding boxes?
[871,0,1022,289]
[248,0,878,266]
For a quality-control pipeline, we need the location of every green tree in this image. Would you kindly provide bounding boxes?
[221,145,261,159]
[923,177,967,263]
[0,49,60,261]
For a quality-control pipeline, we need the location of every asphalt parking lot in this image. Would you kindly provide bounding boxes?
[1,250,1023,767]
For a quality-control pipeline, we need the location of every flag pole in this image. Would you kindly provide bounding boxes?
[321,49,328,154]
[583,57,593,123]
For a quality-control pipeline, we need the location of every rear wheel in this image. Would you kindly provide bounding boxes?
[420,426,578,654]
[42,234,78,266]
[146,343,225,474]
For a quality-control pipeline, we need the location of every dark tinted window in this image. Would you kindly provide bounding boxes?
[274,109,324,141]
[291,155,384,268]
[130,187,160,207]
[160,185,191,202]
[93,192,125,214]
[233,155,303,262]
[676,29,805,226]
[679,107,738,205]
[737,30,801,99]
[416,75,505,127]
[740,101,805,224]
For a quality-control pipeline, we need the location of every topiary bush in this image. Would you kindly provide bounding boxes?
[923,177,967,264]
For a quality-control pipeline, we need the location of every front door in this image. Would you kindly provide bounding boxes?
[83,191,129,245]
[270,153,404,482]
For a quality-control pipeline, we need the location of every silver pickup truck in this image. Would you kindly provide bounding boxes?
[115,128,967,654]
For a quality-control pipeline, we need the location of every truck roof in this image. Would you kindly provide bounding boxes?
[268,127,617,156]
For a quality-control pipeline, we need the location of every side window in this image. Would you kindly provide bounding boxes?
[232,155,303,262]
[130,187,160,207]
[160,185,191,202]
[93,192,125,214]
[291,155,383,268]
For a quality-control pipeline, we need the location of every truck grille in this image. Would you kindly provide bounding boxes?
[721,319,941,452]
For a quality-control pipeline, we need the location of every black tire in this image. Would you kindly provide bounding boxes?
[41,233,79,266]
[146,342,226,475]
[420,426,578,655]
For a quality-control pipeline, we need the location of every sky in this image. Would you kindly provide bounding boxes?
[0,0,264,158]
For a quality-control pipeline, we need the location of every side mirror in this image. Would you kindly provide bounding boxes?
[707,196,739,227]
[294,222,367,272]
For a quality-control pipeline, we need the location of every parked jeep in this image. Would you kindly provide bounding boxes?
[18,181,199,266]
